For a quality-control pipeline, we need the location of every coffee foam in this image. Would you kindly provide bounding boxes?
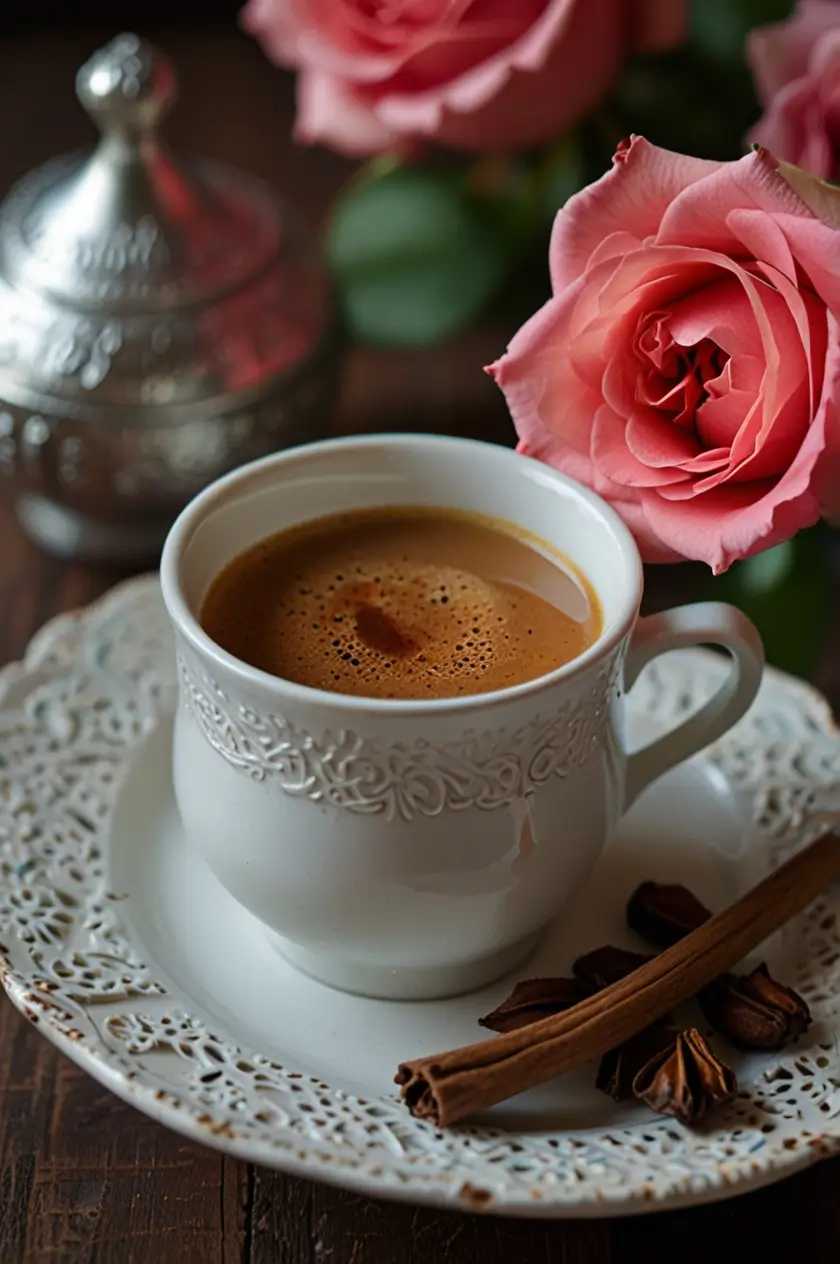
[200,509,599,700]
[276,558,552,698]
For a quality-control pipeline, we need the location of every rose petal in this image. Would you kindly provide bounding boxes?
[295,68,402,154]
[515,433,683,562]
[515,429,599,489]
[585,230,648,274]
[748,76,840,180]
[243,0,407,79]
[666,276,762,359]
[663,266,812,489]
[774,211,840,311]
[592,406,687,487]
[746,0,840,103]
[489,280,602,457]
[643,478,822,573]
[755,258,829,418]
[245,0,657,155]
[248,0,516,80]
[550,137,722,292]
[722,279,810,477]
[657,148,812,256]
[568,250,722,394]
[625,407,704,466]
[379,0,626,151]
[641,347,833,573]
[694,356,763,449]
[726,207,799,286]
[677,447,733,475]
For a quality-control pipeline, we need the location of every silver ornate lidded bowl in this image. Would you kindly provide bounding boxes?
[0,33,341,562]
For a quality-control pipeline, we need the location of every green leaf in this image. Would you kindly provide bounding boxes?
[701,529,831,678]
[690,0,795,65]
[327,163,508,348]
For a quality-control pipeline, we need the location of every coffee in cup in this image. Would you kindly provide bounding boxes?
[199,506,602,700]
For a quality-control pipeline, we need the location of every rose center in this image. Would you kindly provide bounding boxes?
[635,311,729,439]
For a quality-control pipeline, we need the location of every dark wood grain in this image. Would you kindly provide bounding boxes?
[1,21,839,1264]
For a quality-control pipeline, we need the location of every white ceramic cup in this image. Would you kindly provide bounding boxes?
[160,434,764,1000]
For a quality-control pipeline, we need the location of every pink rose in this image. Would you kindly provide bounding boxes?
[748,0,840,181]
[490,137,840,572]
[241,0,687,157]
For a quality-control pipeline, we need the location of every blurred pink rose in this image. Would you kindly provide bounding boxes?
[748,0,840,181]
[490,137,840,572]
[241,0,687,157]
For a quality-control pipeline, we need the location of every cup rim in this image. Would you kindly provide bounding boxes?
[160,433,643,716]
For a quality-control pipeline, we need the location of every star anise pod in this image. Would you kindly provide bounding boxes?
[596,1024,678,1101]
[477,977,593,1034]
[573,944,654,989]
[699,963,811,1050]
[626,882,712,947]
[633,1028,737,1126]
[627,882,811,1049]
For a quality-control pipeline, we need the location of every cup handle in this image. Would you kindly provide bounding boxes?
[622,602,764,809]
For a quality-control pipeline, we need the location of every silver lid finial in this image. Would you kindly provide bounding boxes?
[0,31,337,563]
[76,33,177,135]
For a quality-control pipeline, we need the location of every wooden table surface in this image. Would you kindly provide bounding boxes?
[2,22,840,1264]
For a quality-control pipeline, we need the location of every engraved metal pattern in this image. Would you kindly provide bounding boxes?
[0,34,339,561]
[42,320,123,390]
[2,576,840,1215]
[177,654,620,820]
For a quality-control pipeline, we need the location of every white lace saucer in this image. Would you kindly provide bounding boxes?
[2,576,840,1219]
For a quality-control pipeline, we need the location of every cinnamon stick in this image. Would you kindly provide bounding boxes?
[396,831,840,1126]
